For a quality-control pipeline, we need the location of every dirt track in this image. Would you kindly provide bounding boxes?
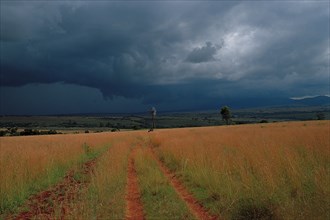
[149,148,220,220]
[8,158,97,220]
[8,144,218,220]
[125,148,145,220]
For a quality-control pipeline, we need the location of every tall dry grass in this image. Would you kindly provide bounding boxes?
[134,147,195,219]
[0,132,116,215]
[151,121,330,219]
[1,122,329,219]
[54,132,136,219]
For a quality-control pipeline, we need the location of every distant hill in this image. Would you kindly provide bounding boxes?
[214,95,330,110]
[290,96,330,106]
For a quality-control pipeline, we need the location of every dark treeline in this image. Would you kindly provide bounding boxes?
[0,128,60,137]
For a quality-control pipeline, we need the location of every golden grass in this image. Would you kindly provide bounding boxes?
[0,132,121,215]
[56,133,135,219]
[1,121,329,219]
[135,147,195,219]
[150,121,330,219]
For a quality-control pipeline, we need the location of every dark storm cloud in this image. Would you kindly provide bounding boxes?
[186,42,221,63]
[0,1,329,113]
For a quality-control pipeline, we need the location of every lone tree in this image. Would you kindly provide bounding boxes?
[220,106,232,125]
[149,107,157,131]
[316,113,325,120]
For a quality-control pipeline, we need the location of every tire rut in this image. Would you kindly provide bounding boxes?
[7,158,98,220]
[148,148,220,220]
[125,148,145,220]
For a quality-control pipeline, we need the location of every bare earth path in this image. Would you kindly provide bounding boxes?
[125,148,145,220]
[149,148,220,220]
[8,158,97,220]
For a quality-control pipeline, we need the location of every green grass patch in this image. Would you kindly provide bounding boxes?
[135,148,196,220]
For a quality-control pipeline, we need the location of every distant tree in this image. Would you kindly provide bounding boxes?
[0,130,7,136]
[8,127,18,135]
[316,113,325,120]
[220,106,232,125]
[149,107,157,131]
[111,128,120,132]
[24,129,32,135]
[48,130,58,134]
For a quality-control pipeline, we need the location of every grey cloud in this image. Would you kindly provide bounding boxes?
[185,42,220,63]
[0,1,329,112]
[1,2,65,42]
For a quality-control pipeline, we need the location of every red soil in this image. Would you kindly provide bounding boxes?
[8,159,97,220]
[125,149,145,220]
[149,148,220,220]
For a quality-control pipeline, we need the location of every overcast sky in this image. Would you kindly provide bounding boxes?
[1,1,329,115]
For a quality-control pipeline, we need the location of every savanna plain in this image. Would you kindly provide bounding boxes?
[0,120,329,219]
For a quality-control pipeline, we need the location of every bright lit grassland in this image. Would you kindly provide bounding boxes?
[0,132,115,216]
[135,147,196,219]
[51,134,133,219]
[150,121,330,219]
[1,121,329,219]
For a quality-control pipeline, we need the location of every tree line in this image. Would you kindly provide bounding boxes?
[0,128,60,137]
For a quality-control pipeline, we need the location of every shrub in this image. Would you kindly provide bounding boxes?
[47,130,58,134]
[0,130,7,136]
[232,199,274,220]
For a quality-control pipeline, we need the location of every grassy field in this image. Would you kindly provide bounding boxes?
[0,132,115,216]
[151,121,330,219]
[135,147,195,219]
[0,120,329,219]
[58,134,132,219]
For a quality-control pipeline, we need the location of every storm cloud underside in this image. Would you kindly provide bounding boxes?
[0,1,329,114]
